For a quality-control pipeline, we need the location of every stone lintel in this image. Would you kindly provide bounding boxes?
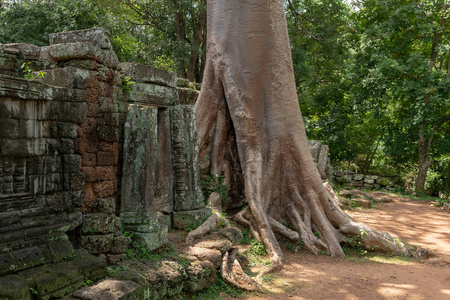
[49,28,112,50]
[119,62,177,88]
[126,82,178,107]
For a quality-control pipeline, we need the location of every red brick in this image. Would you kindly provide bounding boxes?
[98,82,113,97]
[83,182,97,213]
[75,137,86,153]
[85,87,99,103]
[87,103,99,117]
[98,142,113,152]
[82,167,98,182]
[81,152,96,167]
[80,117,97,133]
[86,75,99,89]
[95,166,116,181]
[93,180,115,198]
[97,151,116,166]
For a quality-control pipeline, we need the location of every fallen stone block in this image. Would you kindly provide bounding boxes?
[353,199,371,209]
[173,208,212,230]
[73,279,142,300]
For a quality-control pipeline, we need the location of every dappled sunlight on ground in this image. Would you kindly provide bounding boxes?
[228,194,450,300]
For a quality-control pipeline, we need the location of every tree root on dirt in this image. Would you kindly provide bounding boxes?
[186,213,222,244]
[221,247,264,293]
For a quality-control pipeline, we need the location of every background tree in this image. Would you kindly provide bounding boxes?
[345,0,450,191]
[0,0,103,46]
[97,0,207,81]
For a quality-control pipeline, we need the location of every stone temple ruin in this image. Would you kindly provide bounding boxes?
[0,28,212,298]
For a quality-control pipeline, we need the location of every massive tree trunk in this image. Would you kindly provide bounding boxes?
[195,0,411,271]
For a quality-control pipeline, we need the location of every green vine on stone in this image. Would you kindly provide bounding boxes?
[21,62,46,80]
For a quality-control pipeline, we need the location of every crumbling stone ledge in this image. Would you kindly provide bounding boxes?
[69,228,244,300]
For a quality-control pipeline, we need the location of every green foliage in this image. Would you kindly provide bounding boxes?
[63,253,76,262]
[240,229,251,245]
[21,62,46,80]
[84,279,94,286]
[347,229,368,256]
[121,76,136,92]
[29,287,38,296]
[248,239,266,256]
[285,240,304,252]
[192,277,246,299]
[426,154,450,201]
[107,266,127,278]
[0,0,103,46]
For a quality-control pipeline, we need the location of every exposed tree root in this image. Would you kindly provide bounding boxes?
[186,213,221,244]
[221,247,264,293]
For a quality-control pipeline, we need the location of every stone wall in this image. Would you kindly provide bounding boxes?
[307,141,402,190]
[0,28,209,298]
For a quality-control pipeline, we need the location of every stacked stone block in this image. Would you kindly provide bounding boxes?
[0,27,211,297]
[44,28,130,256]
[119,62,210,242]
[0,41,106,298]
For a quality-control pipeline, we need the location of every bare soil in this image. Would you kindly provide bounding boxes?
[229,193,450,300]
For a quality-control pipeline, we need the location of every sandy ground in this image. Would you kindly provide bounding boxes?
[228,194,450,300]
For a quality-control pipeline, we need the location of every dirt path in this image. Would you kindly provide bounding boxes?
[229,194,450,300]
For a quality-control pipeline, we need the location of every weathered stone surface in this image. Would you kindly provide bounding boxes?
[48,42,103,62]
[0,274,31,300]
[192,234,233,254]
[183,261,216,293]
[339,189,353,199]
[353,198,371,209]
[353,174,365,181]
[157,212,172,227]
[352,190,373,200]
[308,140,321,162]
[80,234,114,254]
[178,87,199,105]
[317,144,329,174]
[218,227,243,245]
[180,246,222,269]
[81,213,120,235]
[121,105,158,213]
[443,203,450,213]
[171,105,204,211]
[49,28,113,49]
[173,208,212,229]
[111,236,132,254]
[119,62,177,88]
[37,67,90,89]
[132,224,168,252]
[125,82,178,107]
[207,192,222,212]
[336,175,352,184]
[154,108,173,214]
[73,279,142,300]
[0,75,55,100]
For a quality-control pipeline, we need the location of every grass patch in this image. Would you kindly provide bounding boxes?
[191,278,247,299]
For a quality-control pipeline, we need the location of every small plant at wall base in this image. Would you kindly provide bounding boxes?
[348,229,368,256]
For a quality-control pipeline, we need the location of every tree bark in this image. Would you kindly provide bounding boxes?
[196,0,411,270]
[415,135,433,193]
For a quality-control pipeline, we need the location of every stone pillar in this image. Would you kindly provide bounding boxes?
[120,105,167,251]
[171,105,211,228]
